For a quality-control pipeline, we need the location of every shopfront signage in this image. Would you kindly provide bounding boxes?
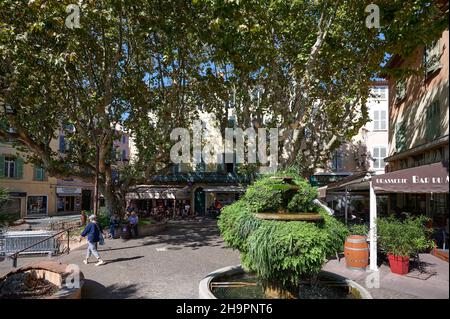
[56,187,82,195]
[373,161,449,193]
[8,192,27,198]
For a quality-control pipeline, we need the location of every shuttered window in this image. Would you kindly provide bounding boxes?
[373,110,387,131]
[426,101,440,141]
[0,155,23,179]
[59,136,66,153]
[373,147,387,170]
[395,122,407,153]
[424,40,442,75]
[34,166,46,181]
[395,80,406,102]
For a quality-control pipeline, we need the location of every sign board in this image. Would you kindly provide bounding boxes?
[8,192,27,198]
[56,187,82,195]
[373,161,449,193]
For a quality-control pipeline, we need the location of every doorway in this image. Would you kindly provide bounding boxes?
[82,190,92,211]
[195,188,205,216]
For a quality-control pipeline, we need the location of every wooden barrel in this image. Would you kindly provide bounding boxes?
[344,235,369,270]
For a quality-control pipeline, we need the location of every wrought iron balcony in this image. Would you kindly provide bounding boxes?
[150,171,255,184]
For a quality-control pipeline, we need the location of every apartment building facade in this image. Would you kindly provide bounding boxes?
[311,83,389,188]
[0,141,57,218]
[383,29,449,229]
[1,127,132,217]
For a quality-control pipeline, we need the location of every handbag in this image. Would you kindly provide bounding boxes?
[95,223,105,245]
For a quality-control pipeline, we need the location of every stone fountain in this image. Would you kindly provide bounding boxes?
[199,173,372,299]
[0,261,84,299]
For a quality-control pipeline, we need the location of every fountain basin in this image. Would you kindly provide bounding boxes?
[199,265,372,299]
[0,261,84,299]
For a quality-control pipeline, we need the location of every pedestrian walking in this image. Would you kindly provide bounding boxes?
[80,215,106,266]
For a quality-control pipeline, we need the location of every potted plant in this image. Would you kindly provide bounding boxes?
[377,216,435,275]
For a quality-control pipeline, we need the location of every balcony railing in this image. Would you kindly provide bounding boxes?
[151,171,256,184]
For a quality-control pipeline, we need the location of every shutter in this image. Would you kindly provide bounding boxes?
[396,80,406,101]
[0,118,8,142]
[425,40,441,74]
[15,157,24,179]
[0,155,5,178]
[395,122,407,152]
[381,110,387,130]
[34,166,44,181]
[373,111,379,130]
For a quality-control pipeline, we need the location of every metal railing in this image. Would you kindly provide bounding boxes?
[6,225,80,268]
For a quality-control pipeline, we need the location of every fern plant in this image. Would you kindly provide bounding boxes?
[218,171,348,296]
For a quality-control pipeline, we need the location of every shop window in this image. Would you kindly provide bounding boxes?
[3,198,21,214]
[373,110,387,131]
[372,147,387,170]
[65,197,75,211]
[424,40,442,76]
[27,196,47,215]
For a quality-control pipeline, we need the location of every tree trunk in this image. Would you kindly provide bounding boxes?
[103,165,115,218]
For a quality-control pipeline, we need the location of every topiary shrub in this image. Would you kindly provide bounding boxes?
[241,170,320,213]
[218,171,348,297]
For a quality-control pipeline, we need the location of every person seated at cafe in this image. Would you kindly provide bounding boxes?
[109,213,120,239]
[128,211,139,238]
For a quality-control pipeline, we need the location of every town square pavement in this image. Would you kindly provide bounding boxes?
[1,219,448,299]
[1,219,241,299]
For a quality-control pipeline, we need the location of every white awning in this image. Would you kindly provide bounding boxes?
[126,186,190,200]
[202,186,246,193]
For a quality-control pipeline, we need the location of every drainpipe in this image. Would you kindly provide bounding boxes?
[344,187,348,225]
[369,180,378,271]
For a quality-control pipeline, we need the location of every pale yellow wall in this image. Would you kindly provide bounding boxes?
[1,142,58,217]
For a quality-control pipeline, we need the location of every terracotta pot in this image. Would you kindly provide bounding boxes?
[388,253,409,275]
